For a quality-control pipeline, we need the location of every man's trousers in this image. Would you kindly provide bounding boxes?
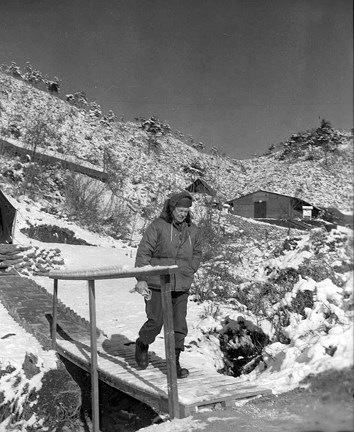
[138,289,189,351]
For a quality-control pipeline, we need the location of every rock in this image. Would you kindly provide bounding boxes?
[20,268,31,276]
[0,254,21,261]
[37,264,50,272]
[13,261,26,268]
[25,252,36,259]
[0,258,22,268]
[52,257,65,265]
[22,352,41,379]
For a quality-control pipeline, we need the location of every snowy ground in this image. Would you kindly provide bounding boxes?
[0,198,353,431]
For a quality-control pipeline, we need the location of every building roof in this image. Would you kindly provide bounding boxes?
[226,189,320,210]
[185,178,217,196]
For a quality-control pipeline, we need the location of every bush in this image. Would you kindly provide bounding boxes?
[274,119,347,162]
[290,290,314,318]
[21,224,91,245]
[197,209,227,261]
[182,161,206,178]
[192,262,243,303]
[101,199,132,240]
[63,172,133,240]
[218,317,270,376]
[64,173,104,225]
[298,257,344,287]
[65,91,88,109]
[138,116,171,136]
[271,267,300,291]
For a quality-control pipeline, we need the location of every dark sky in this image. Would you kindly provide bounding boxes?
[0,0,352,159]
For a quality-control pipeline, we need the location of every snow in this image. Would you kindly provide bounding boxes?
[0,301,58,430]
[139,417,207,432]
[0,195,353,431]
[243,272,353,393]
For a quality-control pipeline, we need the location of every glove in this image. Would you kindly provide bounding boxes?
[130,280,152,300]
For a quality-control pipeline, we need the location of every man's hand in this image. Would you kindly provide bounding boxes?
[135,280,148,295]
[130,281,152,300]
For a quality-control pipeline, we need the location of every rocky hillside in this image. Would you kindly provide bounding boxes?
[0,71,353,216]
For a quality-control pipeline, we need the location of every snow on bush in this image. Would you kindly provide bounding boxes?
[188,224,353,389]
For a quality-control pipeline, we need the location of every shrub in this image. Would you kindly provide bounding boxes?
[21,224,91,245]
[64,173,104,226]
[271,267,300,291]
[63,172,133,239]
[298,257,344,287]
[23,62,45,86]
[197,209,227,261]
[199,302,221,320]
[218,317,270,376]
[65,91,88,109]
[138,116,171,136]
[182,161,206,178]
[47,79,60,94]
[192,262,243,303]
[274,119,347,161]
[8,123,21,138]
[101,199,132,240]
[290,290,314,318]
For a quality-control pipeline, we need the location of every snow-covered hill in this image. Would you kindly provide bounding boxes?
[0,71,353,214]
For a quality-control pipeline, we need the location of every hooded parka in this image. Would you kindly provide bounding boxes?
[135,192,202,291]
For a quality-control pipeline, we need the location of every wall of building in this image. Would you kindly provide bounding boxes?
[231,191,302,219]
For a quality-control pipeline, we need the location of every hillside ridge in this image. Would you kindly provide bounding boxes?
[0,71,352,214]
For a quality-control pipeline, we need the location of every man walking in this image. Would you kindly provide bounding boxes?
[134,191,202,378]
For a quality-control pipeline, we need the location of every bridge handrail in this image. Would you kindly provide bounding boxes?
[48,264,178,281]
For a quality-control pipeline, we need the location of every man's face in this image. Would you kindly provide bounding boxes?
[172,207,189,223]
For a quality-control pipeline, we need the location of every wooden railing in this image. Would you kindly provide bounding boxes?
[48,265,180,431]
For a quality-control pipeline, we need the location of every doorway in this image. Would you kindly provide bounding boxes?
[254,201,267,218]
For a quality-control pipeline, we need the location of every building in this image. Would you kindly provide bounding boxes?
[0,190,17,243]
[185,178,223,209]
[226,190,320,220]
[185,178,216,196]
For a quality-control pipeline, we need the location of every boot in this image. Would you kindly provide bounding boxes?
[175,349,189,379]
[135,338,149,369]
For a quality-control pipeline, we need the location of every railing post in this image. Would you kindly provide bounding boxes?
[160,274,180,419]
[51,279,58,349]
[88,279,100,432]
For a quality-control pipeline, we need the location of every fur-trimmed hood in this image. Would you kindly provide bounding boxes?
[159,191,193,225]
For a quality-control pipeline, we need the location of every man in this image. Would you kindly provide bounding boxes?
[134,191,202,378]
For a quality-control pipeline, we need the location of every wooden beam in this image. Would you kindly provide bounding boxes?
[51,279,58,349]
[48,265,178,281]
[160,274,180,419]
[88,279,100,432]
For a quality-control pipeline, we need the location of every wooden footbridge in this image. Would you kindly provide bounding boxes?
[0,266,272,432]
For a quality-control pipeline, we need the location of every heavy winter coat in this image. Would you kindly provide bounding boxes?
[135,216,202,292]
